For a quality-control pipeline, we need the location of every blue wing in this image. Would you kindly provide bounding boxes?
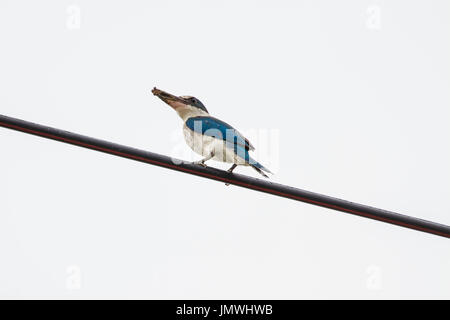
[185,116,255,151]
[185,116,272,176]
[228,142,272,175]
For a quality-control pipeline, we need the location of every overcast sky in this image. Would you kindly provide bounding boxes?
[0,0,449,299]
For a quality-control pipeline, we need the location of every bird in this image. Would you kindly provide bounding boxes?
[152,87,272,178]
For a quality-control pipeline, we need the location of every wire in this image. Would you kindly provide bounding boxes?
[0,114,449,239]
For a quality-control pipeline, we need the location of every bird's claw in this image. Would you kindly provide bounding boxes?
[193,161,207,167]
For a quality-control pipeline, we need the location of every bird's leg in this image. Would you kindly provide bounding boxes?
[225,164,238,186]
[193,151,214,167]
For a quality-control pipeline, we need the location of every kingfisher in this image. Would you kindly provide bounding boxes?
[152,87,272,178]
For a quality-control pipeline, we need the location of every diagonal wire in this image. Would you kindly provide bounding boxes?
[0,114,449,238]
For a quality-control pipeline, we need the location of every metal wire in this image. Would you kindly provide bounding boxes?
[1,113,449,238]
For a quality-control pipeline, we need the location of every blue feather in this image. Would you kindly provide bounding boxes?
[186,116,272,176]
[185,116,255,151]
[226,140,272,175]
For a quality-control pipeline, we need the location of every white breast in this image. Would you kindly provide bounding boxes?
[182,124,248,165]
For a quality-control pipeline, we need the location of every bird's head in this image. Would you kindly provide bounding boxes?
[152,87,208,120]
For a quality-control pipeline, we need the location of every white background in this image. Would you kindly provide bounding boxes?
[0,0,449,299]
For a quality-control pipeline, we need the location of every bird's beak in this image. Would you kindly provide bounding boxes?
[152,87,188,110]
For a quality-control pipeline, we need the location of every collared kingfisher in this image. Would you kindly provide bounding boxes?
[152,87,272,178]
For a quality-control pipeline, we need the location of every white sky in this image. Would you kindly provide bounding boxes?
[0,0,449,299]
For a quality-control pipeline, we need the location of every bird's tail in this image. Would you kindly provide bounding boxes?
[250,159,273,178]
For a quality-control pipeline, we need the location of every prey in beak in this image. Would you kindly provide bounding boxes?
[152,87,209,118]
[152,87,190,110]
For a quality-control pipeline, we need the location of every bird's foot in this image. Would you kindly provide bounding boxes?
[193,160,207,167]
[225,164,237,186]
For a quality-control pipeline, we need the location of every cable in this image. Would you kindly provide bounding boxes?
[0,113,449,238]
